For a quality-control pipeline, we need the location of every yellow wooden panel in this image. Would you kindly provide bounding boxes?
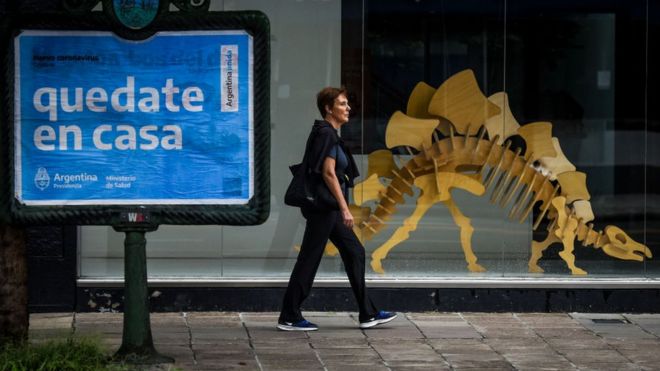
[427,69,500,136]
[385,111,439,150]
[352,174,387,206]
[406,81,436,119]
[556,171,590,203]
[516,121,557,161]
[538,137,576,180]
[367,150,396,179]
[484,92,520,145]
[572,200,594,223]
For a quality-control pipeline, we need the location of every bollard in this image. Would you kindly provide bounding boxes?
[112,212,173,364]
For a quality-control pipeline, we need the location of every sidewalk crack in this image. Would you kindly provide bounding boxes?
[307,340,328,371]
[404,312,452,370]
[182,312,198,366]
[512,313,578,370]
[353,313,392,371]
[239,312,264,371]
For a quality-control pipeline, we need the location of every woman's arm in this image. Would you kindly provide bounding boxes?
[322,156,354,228]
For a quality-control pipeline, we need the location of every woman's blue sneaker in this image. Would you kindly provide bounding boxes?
[359,311,397,329]
[277,319,319,331]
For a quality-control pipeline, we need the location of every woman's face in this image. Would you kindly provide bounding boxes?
[326,93,351,125]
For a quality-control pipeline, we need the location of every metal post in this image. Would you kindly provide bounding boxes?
[112,222,173,364]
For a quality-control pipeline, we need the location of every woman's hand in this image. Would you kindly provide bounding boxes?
[341,207,354,229]
[322,157,352,228]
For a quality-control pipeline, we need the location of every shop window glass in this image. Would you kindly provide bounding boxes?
[79,0,658,281]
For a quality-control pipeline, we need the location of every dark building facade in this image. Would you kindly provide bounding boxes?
[8,0,660,312]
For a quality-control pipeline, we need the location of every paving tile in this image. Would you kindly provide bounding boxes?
[514,366,577,371]
[462,313,520,322]
[74,312,123,322]
[473,326,539,338]
[617,349,660,363]
[254,351,319,362]
[191,328,248,339]
[360,317,425,340]
[442,352,505,363]
[406,313,464,321]
[576,363,643,371]
[510,360,577,370]
[369,339,429,348]
[447,360,515,369]
[604,338,660,350]
[544,337,610,350]
[428,339,492,353]
[516,314,582,328]
[250,339,311,349]
[638,361,660,371]
[309,338,372,349]
[247,328,309,340]
[307,329,366,339]
[420,326,483,339]
[533,327,601,339]
[195,359,260,370]
[258,360,324,370]
[596,327,658,340]
[238,313,280,323]
[502,352,569,364]
[560,349,629,364]
[325,362,390,371]
[314,347,379,356]
[408,321,471,330]
[570,313,627,320]
[485,337,550,352]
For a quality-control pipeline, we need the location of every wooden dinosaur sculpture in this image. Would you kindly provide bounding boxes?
[339,69,651,275]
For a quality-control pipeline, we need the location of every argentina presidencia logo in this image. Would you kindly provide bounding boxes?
[34,167,50,190]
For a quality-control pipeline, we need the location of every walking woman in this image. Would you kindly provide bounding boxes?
[278,87,396,331]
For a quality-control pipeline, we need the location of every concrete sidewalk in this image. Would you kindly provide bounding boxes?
[29,312,660,370]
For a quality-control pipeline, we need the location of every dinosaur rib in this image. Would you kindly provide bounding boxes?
[357,133,560,243]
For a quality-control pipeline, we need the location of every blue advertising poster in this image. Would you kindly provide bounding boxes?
[15,31,253,205]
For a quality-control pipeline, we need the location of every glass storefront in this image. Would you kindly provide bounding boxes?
[80,0,659,281]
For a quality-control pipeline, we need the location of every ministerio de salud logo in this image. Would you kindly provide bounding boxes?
[34,167,50,190]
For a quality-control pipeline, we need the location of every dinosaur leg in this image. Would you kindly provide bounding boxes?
[370,199,434,274]
[557,218,587,275]
[528,230,560,273]
[550,197,587,275]
[443,199,486,272]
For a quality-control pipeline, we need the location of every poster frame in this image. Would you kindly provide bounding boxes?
[0,10,270,226]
